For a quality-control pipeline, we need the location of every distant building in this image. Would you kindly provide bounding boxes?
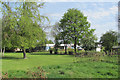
[46,44,55,51]
[14,48,22,52]
[112,46,120,52]
[45,44,82,51]
[95,42,102,52]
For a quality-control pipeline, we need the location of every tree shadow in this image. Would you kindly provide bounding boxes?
[1,56,23,60]
[30,52,67,55]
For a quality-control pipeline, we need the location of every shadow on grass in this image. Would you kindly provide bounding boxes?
[1,56,23,60]
[30,52,70,55]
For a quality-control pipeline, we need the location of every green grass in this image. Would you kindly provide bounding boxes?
[1,52,119,78]
[42,57,118,78]
[2,52,74,72]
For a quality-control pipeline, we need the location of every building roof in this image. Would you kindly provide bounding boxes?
[46,44,79,47]
[46,44,55,46]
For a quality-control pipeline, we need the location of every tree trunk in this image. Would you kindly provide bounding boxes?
[64,43,67,54]
[2,47,5,57]
[23,49,27,59]
[64,45,67,54]
[74,26,77,54]
[74,37,77,54]
[1,48,2,56]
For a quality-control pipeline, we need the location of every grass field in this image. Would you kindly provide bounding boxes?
[1,52,119,78]
[2,52,74,72]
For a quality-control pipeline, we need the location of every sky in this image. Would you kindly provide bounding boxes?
[0,1,118,42]
[39,2,118,41]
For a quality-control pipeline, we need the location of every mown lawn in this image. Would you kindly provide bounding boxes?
[2,52,74,72]
[1,52,119,78]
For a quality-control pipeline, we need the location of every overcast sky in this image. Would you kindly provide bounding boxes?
[39,2,118,41]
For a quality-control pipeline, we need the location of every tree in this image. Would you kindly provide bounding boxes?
[100,30,118,53]
[54,35,60,54]
[45,39,54,44]
[13,2,47,59]
[57,32,70,54]
[81,31,97,51]
[48,40,54,44]
[51,22,61,54]
[1,2,48,58]
[59,8,95,53]
[51,22,60,38]
[1,2,16,56]
[0,18,2,54]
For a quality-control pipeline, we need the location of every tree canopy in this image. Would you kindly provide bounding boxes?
[59,8,96,53]
[81,31,97,51]
[1,2,48,58]
[100,30,118,52]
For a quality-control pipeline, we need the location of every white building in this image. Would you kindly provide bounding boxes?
[45,44,82,51]
[95,42,102,52]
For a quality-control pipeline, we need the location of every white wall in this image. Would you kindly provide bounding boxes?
[96,48,101,52]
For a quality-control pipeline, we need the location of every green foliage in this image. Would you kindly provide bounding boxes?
[59,8,96,53]
[49,48,54,51]
[54,36,60,53]
[81,33,97,51]
[101,46,105,52]
[14,2,47,50]
[46,39,54,44]
[1,2,48,57]
[100,30,118,52]
[0,23,1,50]
[67,48,74,52]
[2,2,16,48]
[79,49,85,53]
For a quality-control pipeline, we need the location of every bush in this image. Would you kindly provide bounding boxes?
[58,49,64,54]
[67,48,74,55]
[49,48,54,54]
[54,48,58,54]
[79,49,85,53]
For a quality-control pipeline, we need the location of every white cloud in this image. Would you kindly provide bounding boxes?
[83,5,118,20]
[110,6,118,14]
[84,5,118,41]
[92,21,118,41]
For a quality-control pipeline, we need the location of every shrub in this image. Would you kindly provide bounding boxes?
[54,48,58,54]
[101,47,105,52]
[79,49,85,53]
[67,48,74,55]
[58,49,64,54]
[49,48,54,54]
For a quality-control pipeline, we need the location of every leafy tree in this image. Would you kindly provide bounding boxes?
[54,36,60,54]
[81,31,97,51]
[47,40,54,44]
[1,2,16,56]
[59,8,95,53]
[13,2,47,59]
[45,39,54,44]
[57,31,70,54]
[52,22,70,54]
[0,18,2,54]
[1,2,48,58]
[100,30,118,53]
